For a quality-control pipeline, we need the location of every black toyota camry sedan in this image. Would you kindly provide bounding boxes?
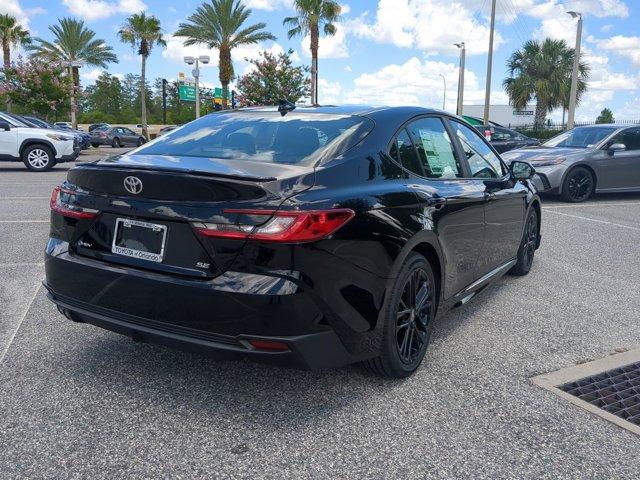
[44,105,541,378]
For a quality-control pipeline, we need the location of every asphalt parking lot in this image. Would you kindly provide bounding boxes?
[1,149,640,479]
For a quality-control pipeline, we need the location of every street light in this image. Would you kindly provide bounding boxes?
[184,55,210,118]
[454,42,466,116]
[566,11,582,129]
[438,74,446,110]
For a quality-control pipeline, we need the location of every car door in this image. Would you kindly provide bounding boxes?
[395,116,487,299]
[594,127,640,189]
[0,115,19,157]
[123,128,138,145]
[448,120,527,277]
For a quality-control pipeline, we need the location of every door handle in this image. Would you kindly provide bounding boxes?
[427,197,447,210]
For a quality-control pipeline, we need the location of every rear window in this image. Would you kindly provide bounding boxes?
[135,111,373,166]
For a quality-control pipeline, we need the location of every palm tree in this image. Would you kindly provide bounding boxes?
[283,0,341,105]
[176,0,275,109]
[28,18,118,128]
[119,12,165,140]
[503,38,589,127]
[0,14,31,111]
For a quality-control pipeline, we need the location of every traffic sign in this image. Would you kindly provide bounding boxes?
[179,85,196,102]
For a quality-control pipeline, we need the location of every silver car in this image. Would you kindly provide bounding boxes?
[502,124,640,202]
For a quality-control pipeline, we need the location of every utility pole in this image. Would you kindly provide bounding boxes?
[455,42,465,116]
[161,79,167,124]
[483,0,497,126]
[567,11,583,130]
[438,74,446,110]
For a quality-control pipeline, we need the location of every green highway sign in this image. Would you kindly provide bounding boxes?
[178,85,196,102]
[214,87,223,99]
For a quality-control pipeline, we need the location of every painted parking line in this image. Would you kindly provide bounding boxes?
[0,284,41,366]
[0,197,50,200]
[0,220,49,223]
[545,209,640,231]
[543,202,640,209]
[0,262,44,267]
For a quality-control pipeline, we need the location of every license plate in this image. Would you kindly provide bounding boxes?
[111,218,167,263]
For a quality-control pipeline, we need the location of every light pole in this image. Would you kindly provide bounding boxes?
[67,60,83,130]
[483,0,497,126]
[454,42,465,116]
[184,55,210,119]
[438,74,446,110]
[566,11,582,130]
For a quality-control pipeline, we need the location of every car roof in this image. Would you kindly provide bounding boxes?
[575,124,635,129]
[235,104,447,119]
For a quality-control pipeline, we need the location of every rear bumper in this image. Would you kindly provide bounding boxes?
[44,239,360,370]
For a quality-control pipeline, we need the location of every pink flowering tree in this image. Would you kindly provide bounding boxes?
[0,56,72,119]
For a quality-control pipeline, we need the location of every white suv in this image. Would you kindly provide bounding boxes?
[0,112,80,171]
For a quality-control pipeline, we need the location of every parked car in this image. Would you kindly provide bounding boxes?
[502,124,640,202]
[479,125,540,153]
[90,126,146,148]
[23,115,91,150]
[158,125,178,135]
[44,105,541,377]
[0,111,79,171]
[54,121,73,130]
[88,123,110,132]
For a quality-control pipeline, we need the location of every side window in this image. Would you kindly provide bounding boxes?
[451,121,505,179]
[125,128,136,135]
[609,128,640,151]
[493,127,513,141]
[395,129,423,175]
[406,118,462,179]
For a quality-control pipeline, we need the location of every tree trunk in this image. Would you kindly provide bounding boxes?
[310,24,319,105]
[534,100,546,129]
[140,55,148,139]
[3,40,11,112]
[71,66,80,129]
[219,46,233,110]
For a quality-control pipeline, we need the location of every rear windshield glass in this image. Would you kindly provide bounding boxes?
[135,111,373,166]
[543,126,617,148]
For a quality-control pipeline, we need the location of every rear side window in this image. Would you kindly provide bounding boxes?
[136,111,373,166]
[406,118,462,179]
[391,129,423,175]
[450,121,504,178]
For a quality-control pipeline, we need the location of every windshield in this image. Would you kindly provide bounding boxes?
[135,111,373,166]
[0,112,29,127]
[543,126,617,148]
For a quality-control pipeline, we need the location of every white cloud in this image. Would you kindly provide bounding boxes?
[301,23,348,59]
[244,0,293,10]
[595,35,640,66]
[0,0,34,27]
[527,0,628,20]
[61,0,147,22]
[339,56,506,111]
[600,24,613,32]
[318,78,342,104]
[617,97,640,120]
[350,0,504,56]
[81,68,104,83]
[162,35,220,68]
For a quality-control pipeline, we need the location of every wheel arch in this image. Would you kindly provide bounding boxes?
[530,198,542,248]
[19,139,57,157]
[559,163,597,195]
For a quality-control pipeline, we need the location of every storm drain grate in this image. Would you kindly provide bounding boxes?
[558,361,640,426]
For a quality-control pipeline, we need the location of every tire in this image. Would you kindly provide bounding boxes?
[22,144,56,172]
[561,166,595,203]
[112,137,121,148]
[364,253,437,378]
[91,143,100,148]
[510,208,538,276]
[137,137,145,147]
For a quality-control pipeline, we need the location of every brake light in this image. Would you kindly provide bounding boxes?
[50,186,99,219]
[193,208,355,243]
[247,339,290,352]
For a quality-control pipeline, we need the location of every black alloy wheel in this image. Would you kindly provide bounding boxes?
[396,267,432,364]
[510,208,538,276]
[365,253,436,378]
[112,137,121,148]
[562,167,594,202]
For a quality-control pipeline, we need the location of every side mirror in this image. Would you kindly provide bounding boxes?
[510,160,536,180]
[0,121,10,131]
[607,143,626,155]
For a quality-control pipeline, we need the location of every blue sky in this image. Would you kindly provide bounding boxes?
[4,0,640,120]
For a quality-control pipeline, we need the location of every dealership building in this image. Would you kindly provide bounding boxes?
[462,104,537,127]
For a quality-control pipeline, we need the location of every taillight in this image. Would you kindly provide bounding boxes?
[193,208,355,243]
[50,186,99,219]
[247,339,290,352]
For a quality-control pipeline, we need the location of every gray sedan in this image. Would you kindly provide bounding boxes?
[90,126,146,148]
[502,124,640,202]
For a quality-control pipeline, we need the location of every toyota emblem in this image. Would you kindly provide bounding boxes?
[123,176,143,194]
